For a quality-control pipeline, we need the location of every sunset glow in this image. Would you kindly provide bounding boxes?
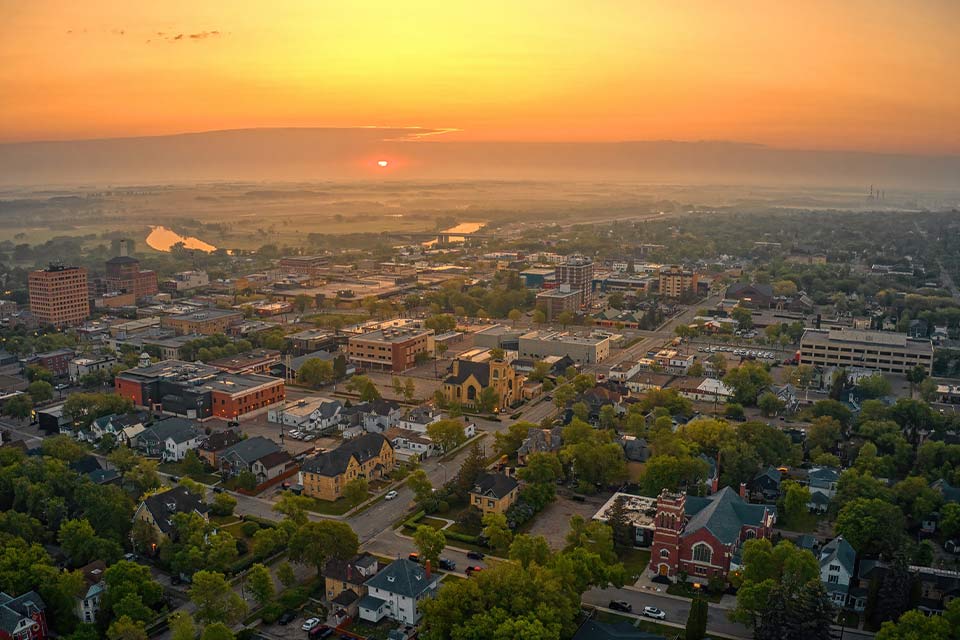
[1,1,958,154]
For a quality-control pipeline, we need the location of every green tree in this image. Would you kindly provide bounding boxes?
[477,386,499,413]
[482,512,513,551]
[905,364,928,399]
[296,358,334,388]
[517,453,562,485]
[58,518,122,567]
[3,393,33,421]
[806,416,842,453]
[941,503,960,538]
[722,361,772,405]
[41,434,86,462]
[168,612,197,640]
[686,597,708,640]
[210,492,237,517]
[779,480,811,526]
[835,498,905,556]
[532,309,547,326]
[235,470,257,491]
[731,539,819,629]
[276,562,297,588]
[342,477,369,504]
[508,534,551,568]
[273,493,314,525]
[604,495,632,547]
[403,378,417,402]
[288,520,359,576]
[413,525,446,566]
[180,449,204,477]
[125,459,162,494]
[408,468,434,506]
[245,563,274,607]
[347,375,381,401]
[106,616,148,640]
[875,598,960,640]
[557,311,574,329]
[200,623,235,640]
[494,421,536,456]
[189,570,247,625]
[508,308,522,327]
[426,419,467,452]
[564,516,617,564]
[102,560,164,623]
[856,373,892,399]
[757,391,785,417]
[27,380,54,403]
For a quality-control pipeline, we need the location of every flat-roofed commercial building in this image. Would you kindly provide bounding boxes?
[799,328,933,375]
[658,265,698,299]
[518,330,610,365]
[536,287,582,321]
[347,326,434,373]
[161,309,244,336]
[28,264,90,327]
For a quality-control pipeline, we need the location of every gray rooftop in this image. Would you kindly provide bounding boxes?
[364,558,437,599]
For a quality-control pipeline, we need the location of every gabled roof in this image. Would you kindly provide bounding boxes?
[70,455,102,475]
[370,398,401,417]
[140,486,208,534]
[684,486,770,545]
[200,429,242,452]
[301,433,392,477]
[932,479,960,503]
[808,467,841,485]
[141,417,201,445]
[518,427,562,457]
[471,472,519,500]
[255,450,292,470]
[324,553,379,584]
[364,558,437,599]
[444,359,490,387]
[819,536,856,574]
[751,466,782,486]
[219,436,281,466]
[0,591,46,634]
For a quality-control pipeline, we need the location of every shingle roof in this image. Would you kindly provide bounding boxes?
[301,433,391,477]
[364,558,437,599]
[255,450,291,470]
[444,360,490,387]
[684,486,770,545]
[141,486,208,534]
[820,536,855,574]
[70,455,102,475]
[471,472,519,500]
[573,620,665,640]
[141,417,201,445]
[0,591,46,634]
[201,429,241,452]
[808,467,841,485]
[219,436,281,466]
[752,466,782,486]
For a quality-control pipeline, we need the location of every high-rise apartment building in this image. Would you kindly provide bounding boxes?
[555,255,594,306]
[28,264,90,327]
[102,256,158,300]
[658,265,698,299]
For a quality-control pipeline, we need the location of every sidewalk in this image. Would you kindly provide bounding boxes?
[627,573,737,611]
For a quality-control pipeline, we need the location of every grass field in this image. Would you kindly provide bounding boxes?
[303,493,371,515]
[617,547,651,580]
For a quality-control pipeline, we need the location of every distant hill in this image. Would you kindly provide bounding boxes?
[1,127,958,189]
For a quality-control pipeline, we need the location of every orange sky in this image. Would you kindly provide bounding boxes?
[1,0,958,154]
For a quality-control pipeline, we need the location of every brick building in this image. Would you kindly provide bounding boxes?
[28,264,90,327]
[649,487,775,582]
[658,265,698,299]
[347,327,433,373]
[101,256,159,300]
[161,309,244,336]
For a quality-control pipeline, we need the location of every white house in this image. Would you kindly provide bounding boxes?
[359,558,439,625]
[397,405,442,433]
[68,356,117,384]
[136,418,204,461]
[75,561,106,624]
[819,536,857,608]
[807,467,841,513]
[267,397,343,432]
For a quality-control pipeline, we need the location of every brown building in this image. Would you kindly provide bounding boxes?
[658,265,698,299]
[207,349,282,375]
[299,433,394,501]
[102,256,159,300]
[469,472,520,516]
[535,287,582,321]
[347,327,433,373]
[161,309,244,336]
[28,264,90,327]
[442,357,523,411]
[279,255,330,276]
[555,254,594,306]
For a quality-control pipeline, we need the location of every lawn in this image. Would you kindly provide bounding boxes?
[303,493,372,516]
[158,461,220,485]
[617,547,651,580]
[419,516,450,530]
[344,618,396,640]
[588,609,680,639]
[666,582,723,603]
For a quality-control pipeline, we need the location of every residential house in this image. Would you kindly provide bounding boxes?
[131,485,209,551]
[267,397,343,433]
[75,561,106,624]
[649,487,776,581]
[773,383,801,413]
[136,417,204,461]
[197,430,242,466]
[324,553,380,618]
[218,436,288,481]
[384,427,436,462]
[674,377,734,404]
[358,558,439,625]
[251,451,294,485]
[362,399,403,434]
[0,591,47,640]
[299,433,395,501]
[932,479,960,504]
[819,536,857,608]
[517,426,562,465]
[442,358,523,411]
[807,467,841,513]
[397,405,441,433]
[747,466,782,502]
[469,472,520,516]
[725,283,774,309]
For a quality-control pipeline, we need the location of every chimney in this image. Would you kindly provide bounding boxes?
[424,559,431,579]
[347,563,352,582]
[739,483,747,499]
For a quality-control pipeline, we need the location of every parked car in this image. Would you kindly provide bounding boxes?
[301,617,321,631]
[309,626,334,639]
[168,475,180,483]
[408,553,420,563]
[212,487,224,494]
[465,566,483,576]
[466,551,485,560]
[438,558,456,571]
[277,611,296,625]
[384,490,398,500]
[643,606,666,620]
[609,600,632,612]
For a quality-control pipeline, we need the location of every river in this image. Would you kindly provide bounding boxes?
[146,226,217,253]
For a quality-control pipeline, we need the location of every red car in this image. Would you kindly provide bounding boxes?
[465,566,483,576]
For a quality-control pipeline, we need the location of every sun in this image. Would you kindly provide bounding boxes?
[377,160,389,167]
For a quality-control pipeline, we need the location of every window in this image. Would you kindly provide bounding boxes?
[692,543,713,564]
[660,549,669,559]
[828,575,839,584]
[829,564,840,572]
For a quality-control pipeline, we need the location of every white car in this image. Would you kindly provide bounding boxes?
[643,606,666,620]
[384,490,398,500]
[301,618,321,631]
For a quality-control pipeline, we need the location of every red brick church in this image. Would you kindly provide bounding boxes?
[649,487,775,581]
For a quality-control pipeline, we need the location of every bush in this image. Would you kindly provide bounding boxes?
[260,602,285,624]
[443,530,481,544]
[278,587,311,610]
[241,521,260,537]
[436,500,450,514]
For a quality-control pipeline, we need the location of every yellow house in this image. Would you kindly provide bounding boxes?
[442,358,522,410]
[299,433,395,501]
[469,472,520,516]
